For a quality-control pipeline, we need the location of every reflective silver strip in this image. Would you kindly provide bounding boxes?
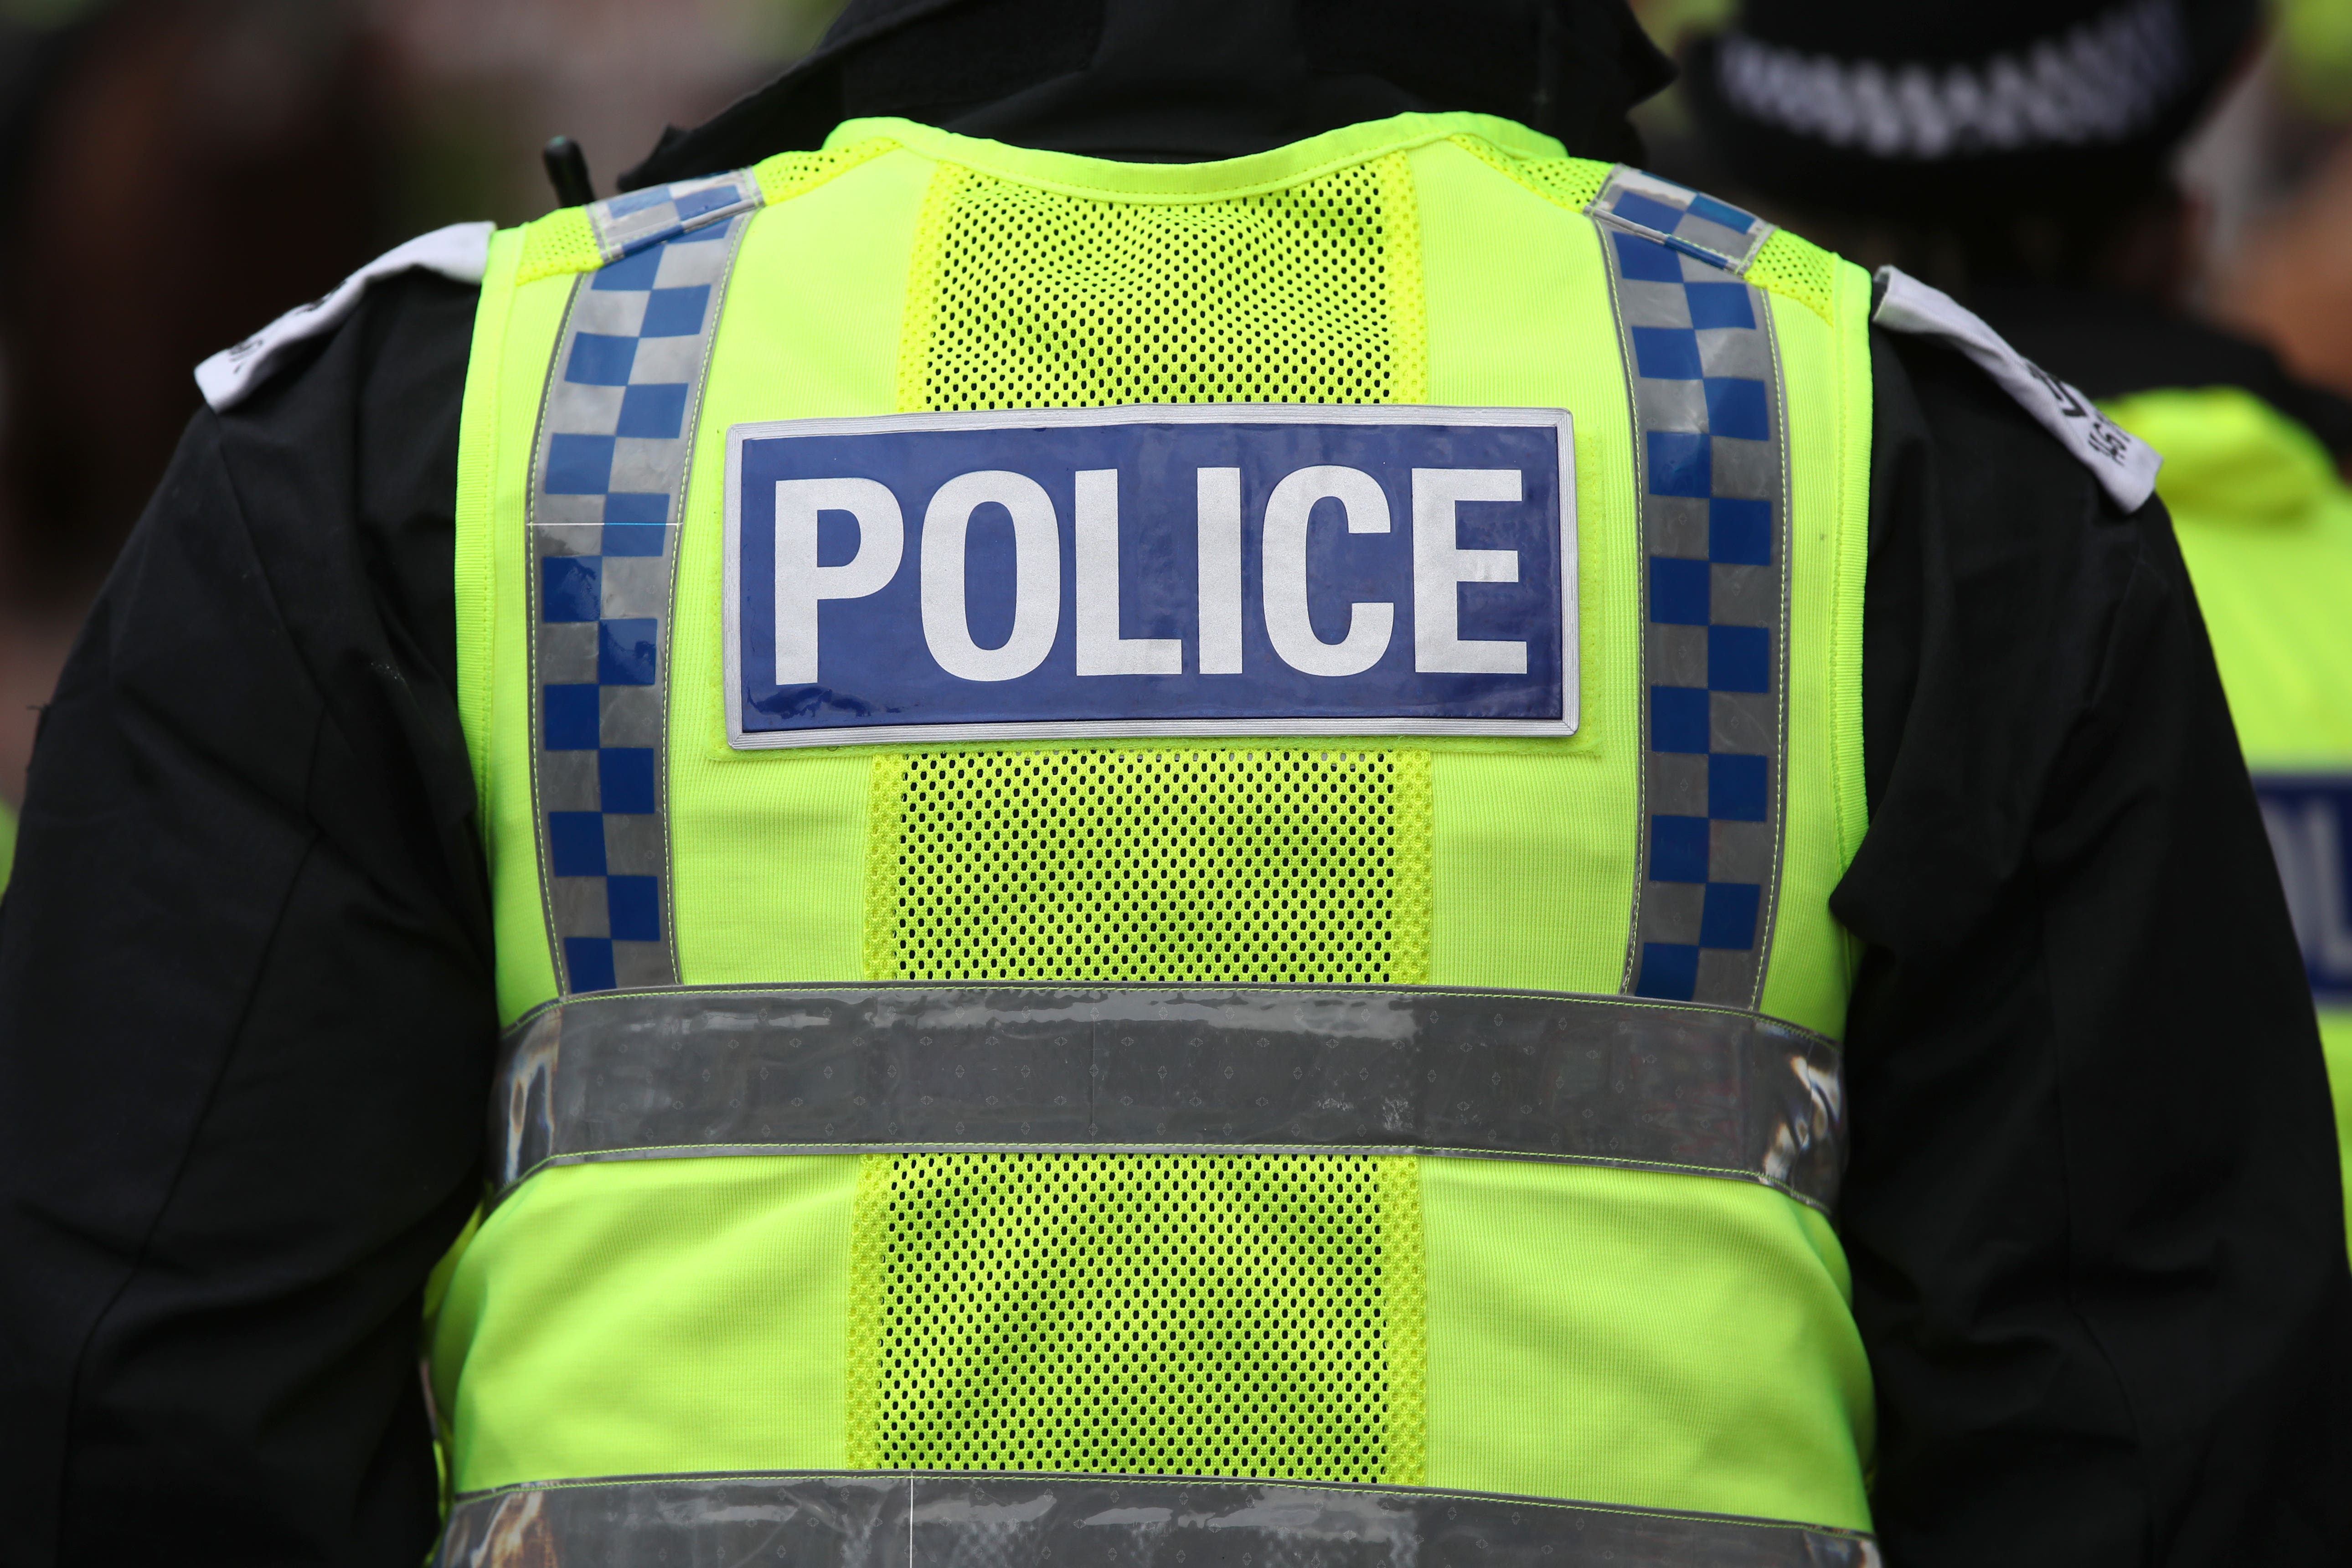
[586,170,764,264]
[434,1471,1879,1568]
[490,984,1845,1211]
[527,175,760,995]
[1590,173,1793,1011]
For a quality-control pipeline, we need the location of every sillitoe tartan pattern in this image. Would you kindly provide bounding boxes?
[1591,171,1792,1009]
[1592,165,1777,273]
[528,177,758,994]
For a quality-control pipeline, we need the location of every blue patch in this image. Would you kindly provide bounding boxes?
[724,407,1577,748]
[1610,189,1687,235]
[1649,557,1710,625]
[618,383,691,439]
[597,619,659,686]
[1708,499,1773,566]
[563,937,619,994]
[640,286,712,338]
[598,748,658,814]
[1699,881,1761,949]
[1650,815,1711,883]
[673,185,740,222]
[1703,378,1770,440]
[593,247,665,289]
[1612,231,1684,283]
[1685,282,1755,331]
[605,875,662,941]
[1632,326,1704,381]
[2253,775,2352,1007]
[1684,193,1756,234]
[544,684,602,750]
[545,434,617,495]
[1651,685,1710,754]
[1635,942,1700,1001]
[541,557,601,622]
[1708,753,1768,821]
[548,812,607,877]
[1707,625,1771,693]
[566,334,638,385]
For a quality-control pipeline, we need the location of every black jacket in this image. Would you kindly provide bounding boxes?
[2,9,2347,1564]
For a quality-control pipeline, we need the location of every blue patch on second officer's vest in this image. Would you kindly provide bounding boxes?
[2256,775,2352,1007]
[724,406,1576,748]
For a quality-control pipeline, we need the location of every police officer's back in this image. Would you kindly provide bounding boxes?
[0,2,2346,1565]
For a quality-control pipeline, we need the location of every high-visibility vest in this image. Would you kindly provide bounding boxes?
[2108,384,2352,1257]
[429,110,1881,1567]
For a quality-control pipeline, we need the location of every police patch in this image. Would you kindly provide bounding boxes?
[2256,775,2352,1007]
[723,405,1576,748]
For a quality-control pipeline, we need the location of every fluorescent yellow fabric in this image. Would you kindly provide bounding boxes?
[454,223,567,1020]
[2107,384,2352,1253]
[1756,270,1875,1038]
[1422,1160,1872,1530]
[432,1158,859,1492]
[445,111,1880,1532]
[2106,388,2352,765]
[1408,132,1638,995]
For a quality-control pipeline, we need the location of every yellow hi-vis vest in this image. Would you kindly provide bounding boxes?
[2107,385,2352,1257]
[430,111,1880,1567]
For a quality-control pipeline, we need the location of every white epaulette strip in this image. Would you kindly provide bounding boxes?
[1872,266,2161,511]
[195,222,495,412]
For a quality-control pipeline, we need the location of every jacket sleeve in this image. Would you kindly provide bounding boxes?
[0,273,492,1567]
[1837,326,2352,1565]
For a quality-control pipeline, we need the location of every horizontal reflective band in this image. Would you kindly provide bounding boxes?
[493,984,1844,1210]
[434,1472,1879,1568]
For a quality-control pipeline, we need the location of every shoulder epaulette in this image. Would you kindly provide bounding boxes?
[196,222,493,412]
[1872,267,2162,511]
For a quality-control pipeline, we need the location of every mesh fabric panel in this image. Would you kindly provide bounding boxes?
[855,160,1439,1486]
[752,137,899,206]
[873,150,1435,990]
[1747,230,1839,323]
[1445,136,1610,214]
[514,208,601,287]
[898,152,1427,411]
[847,1152,1426,1484]
[865,748,1433,984]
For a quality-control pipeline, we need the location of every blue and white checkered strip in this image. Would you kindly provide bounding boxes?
[1592,170,1790,1009]
[1594,166,1775,275]
[530,173,761,995]
[586,170,763,266]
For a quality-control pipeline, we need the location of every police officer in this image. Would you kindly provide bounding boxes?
[1,2,2346,1566]
[1684,0,2352,1255]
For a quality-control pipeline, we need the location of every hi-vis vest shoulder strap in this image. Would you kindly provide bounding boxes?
[439,112,1879,1568]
